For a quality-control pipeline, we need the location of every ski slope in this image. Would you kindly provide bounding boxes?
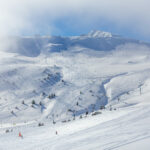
[0,31,150,149]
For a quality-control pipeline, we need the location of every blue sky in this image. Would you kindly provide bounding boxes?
[0,0,150,42]
[52,18,150,42]
[22,15,150,42]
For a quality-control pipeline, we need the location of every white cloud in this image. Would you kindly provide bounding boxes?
[0,0,150,37]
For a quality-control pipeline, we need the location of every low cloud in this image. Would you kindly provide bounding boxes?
[0,0,149,37]
[113,43,150,57]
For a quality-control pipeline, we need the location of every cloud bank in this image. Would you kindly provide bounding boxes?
[0,0,150,37]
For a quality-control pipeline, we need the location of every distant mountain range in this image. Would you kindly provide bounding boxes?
[4,30,150,57]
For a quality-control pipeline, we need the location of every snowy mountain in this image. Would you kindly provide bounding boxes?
[86,30,113,38]
[5,30,150,57]
[0,31,150,150]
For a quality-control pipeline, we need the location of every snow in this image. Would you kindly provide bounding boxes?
[86,30,113,38]
[0,31,150,149]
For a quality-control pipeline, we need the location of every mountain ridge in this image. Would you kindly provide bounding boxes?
[2,30,150,57]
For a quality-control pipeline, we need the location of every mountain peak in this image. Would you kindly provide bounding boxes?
[86,30,112,38]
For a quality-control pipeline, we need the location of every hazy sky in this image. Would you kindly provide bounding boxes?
[0,0,150,41]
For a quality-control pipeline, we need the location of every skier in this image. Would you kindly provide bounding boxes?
[19,132,23,139]
[55,131,58,135]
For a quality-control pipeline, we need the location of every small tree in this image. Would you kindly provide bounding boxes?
[68,109,73,112]
[80,115,82,119]
[76,102,79,106]
[39,101,42,106]
[15,106,19,110]
[48,93,56,99]
[86,111,88,116]
[5,129,9,133]
[38,122,44,127]
[42,92,46,96]
[80,91,83,95]
[53,120,56,124]
[32,100,35,105]
[100,106,105,110]
[11,110,14,114]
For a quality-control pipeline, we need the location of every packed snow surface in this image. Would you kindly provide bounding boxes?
[0,31,150,149]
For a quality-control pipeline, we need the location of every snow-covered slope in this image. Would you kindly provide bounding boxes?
[0,31,150,150]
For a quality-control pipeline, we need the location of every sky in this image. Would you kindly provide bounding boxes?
[0,0,150,42]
